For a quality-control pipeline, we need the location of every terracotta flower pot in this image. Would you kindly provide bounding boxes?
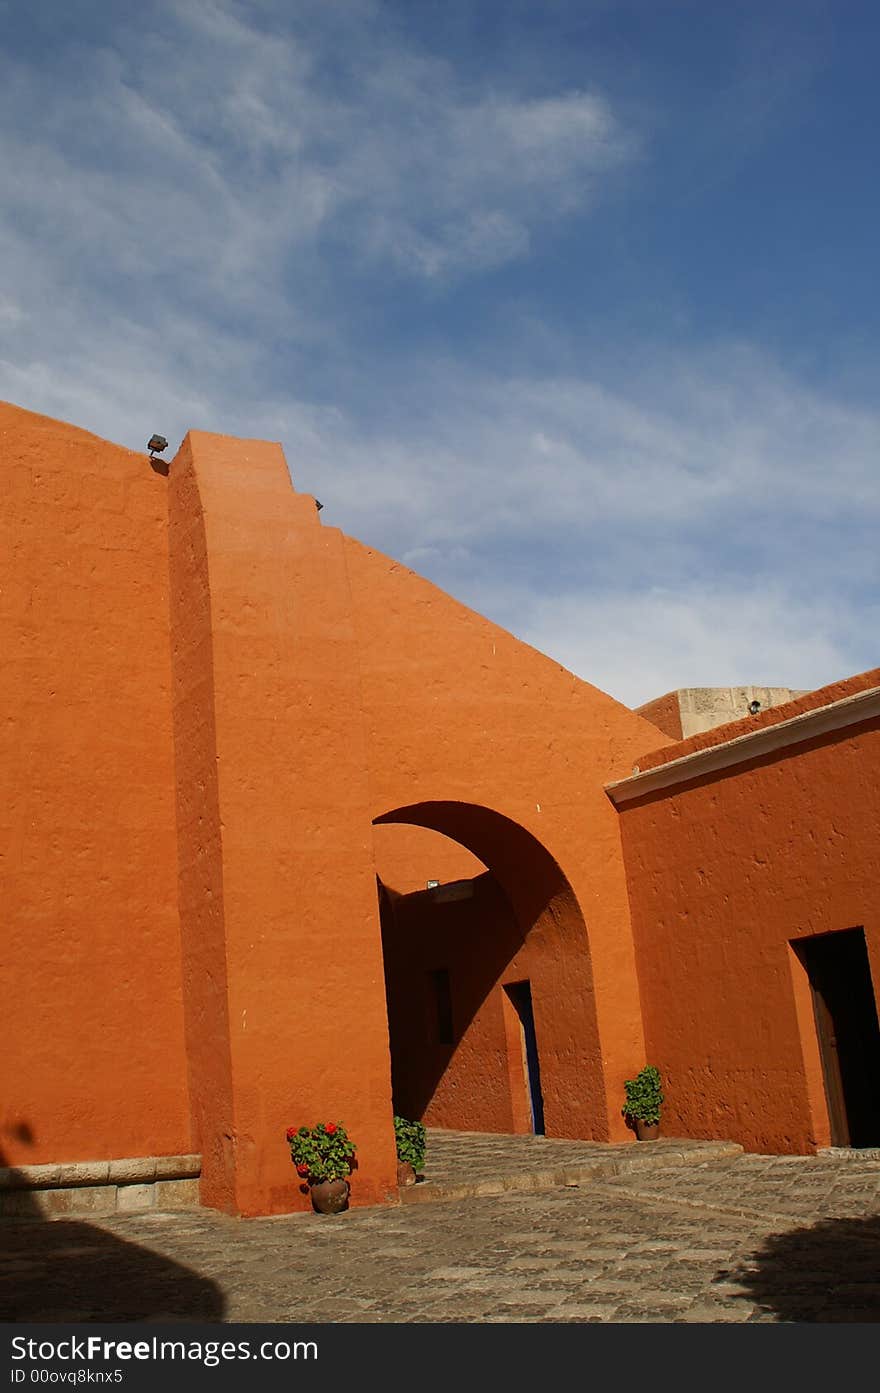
[634,1119,660,1141]
[309,1178,350,1214]
[397,1161,416,1187]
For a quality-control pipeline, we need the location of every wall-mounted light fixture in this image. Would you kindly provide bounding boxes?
[147,434,168,458]
[748,699,762,715]
[426,880,440,890]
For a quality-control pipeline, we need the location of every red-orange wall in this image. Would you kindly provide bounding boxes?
[373,823,485,896]
[634,691,683,741]
[618,684,880,1153]
[1,404,191,1167]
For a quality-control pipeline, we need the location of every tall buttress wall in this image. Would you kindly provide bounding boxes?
[167,432,398,1215]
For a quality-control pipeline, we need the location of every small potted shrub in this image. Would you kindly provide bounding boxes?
[393,1115,426,1187]
[622,1065,664,1141]
[286,1121,357,1213]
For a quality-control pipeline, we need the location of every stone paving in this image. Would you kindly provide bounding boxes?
[400,1128,742,1202]
[3,1132,880,1324]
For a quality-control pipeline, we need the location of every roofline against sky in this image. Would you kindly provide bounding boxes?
[606,681,880,805]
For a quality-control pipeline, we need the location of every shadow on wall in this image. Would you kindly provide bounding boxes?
[0,1127,224,1322]
[379,871,524,1122]
[722,1216,880,1322]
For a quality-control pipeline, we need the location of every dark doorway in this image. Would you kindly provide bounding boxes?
[504,981,545,1135]
[796,927,880,1147]
[428,967,454,1046]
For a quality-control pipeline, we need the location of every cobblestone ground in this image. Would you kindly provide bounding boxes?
[401,1130,738,1197]
[3,1144,880,1324]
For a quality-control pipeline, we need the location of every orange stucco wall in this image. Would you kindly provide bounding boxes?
[634,691,683,741]
[618,680,880,1154]
[373,823,485,895]
[1,403,191,1168]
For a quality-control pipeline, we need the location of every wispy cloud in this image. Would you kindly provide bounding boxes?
[0,0,637,452]
[512,583,876,709]
[0,0,634,329]
[288,346,880,703]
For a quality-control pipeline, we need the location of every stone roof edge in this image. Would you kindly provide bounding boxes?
[606,683,880,806]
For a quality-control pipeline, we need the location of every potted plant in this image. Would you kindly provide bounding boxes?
[622,1065,664,1140]
[393,1115,426,1187]
[286,1121,356,1213]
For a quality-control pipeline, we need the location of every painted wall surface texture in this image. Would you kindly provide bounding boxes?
[1,404,191,1169]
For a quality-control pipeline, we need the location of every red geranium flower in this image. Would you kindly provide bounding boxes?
[296,1164,309,1177]
[285,1127,296,1141]
[325,1122,337,1135]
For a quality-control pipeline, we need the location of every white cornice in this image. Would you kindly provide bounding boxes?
[606,685,880,806]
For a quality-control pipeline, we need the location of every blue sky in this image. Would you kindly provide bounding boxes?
[2,0,878,706]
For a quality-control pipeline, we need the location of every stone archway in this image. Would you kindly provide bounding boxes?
[373,801,608,1142]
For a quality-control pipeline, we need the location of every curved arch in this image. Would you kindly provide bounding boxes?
[374,800,608,1140]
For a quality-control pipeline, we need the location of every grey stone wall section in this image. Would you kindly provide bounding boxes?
[676,686,808,738]
[0,1154,201,1217]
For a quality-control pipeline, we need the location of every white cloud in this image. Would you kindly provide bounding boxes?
[347,86,629,277]
[0,297,23,328]
[510,583,873,709]
[0,0,634,323]
[278,349,880,570]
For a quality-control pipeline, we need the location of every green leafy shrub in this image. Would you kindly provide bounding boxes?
[621,1066,664,1125]
[286,1121,356,1183]
[393,1115,426,1172]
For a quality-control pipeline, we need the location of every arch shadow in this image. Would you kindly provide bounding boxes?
[0,1129,224,1322]
[0,1217,225,1322]
[722,1214,880,1322]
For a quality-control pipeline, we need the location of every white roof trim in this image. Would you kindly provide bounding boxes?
[607,684,880,806]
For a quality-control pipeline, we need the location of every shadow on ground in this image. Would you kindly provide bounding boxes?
[0,1219,224,1322]
[722,1216,880,1322]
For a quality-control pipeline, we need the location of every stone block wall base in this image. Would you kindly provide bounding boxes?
[0,1156,201,1218]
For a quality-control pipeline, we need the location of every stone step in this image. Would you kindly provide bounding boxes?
[400,1135,743,1205]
